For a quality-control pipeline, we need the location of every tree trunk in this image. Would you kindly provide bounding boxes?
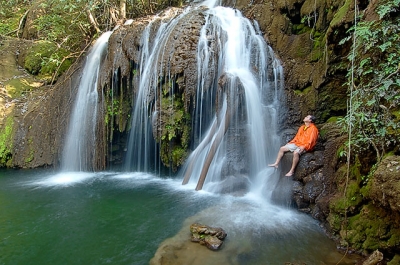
[86,9,100,33]
[182,120,218,185]
[195,101,232,191]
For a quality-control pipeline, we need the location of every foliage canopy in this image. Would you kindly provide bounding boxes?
[0,0,184,82]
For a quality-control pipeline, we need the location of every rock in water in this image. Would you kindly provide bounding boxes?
[190,223,227,250]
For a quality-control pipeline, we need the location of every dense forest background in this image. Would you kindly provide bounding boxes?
[0,0,184,83]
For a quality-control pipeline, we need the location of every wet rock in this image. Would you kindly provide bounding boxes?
[190,223,227,250]
[292,181,309,209]
[0,36,80,168]
[286,150,326,214]
[211,175,251,196]
[293,151,324,180]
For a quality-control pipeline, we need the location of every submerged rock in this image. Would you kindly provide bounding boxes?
[190,223,227,250]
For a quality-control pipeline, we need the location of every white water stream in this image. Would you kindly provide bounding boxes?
[181,4,283,195]
[61,32,112,171]
[124,8,194,172]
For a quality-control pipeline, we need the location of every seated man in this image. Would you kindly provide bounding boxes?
[268,115,319,176]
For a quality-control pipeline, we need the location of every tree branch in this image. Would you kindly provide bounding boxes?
[86,8,101,33]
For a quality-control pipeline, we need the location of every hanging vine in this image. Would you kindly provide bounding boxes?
[339,0,400,164]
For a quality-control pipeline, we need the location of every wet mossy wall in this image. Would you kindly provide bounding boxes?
[0,116,14,167]
[102,69,192,171]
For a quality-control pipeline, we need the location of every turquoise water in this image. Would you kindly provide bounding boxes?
[0,169,359,265]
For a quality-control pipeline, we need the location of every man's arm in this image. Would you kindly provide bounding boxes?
[289,126,304,145]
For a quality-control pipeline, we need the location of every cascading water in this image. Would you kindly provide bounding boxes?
[61,32,112,171]
[124,8,192,173]
[181,4,284,196]
[123,1,284,198]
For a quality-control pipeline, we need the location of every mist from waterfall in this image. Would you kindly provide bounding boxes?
[61,32,112,171]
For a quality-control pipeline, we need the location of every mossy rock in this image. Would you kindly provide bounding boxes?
[388,254,400,265]
[309,49,323,62]
[294,86,312,96]
[317,83,347,121]
[23,138,35,165]
[329,159,365,214]
[293,86,317,111]
[329,180,363,214]
[327,212,343,232]
[23,40,72,82]
[333,160,362,190]
[171,146,188,169]
[0,116,14,167]
[4,77,43,98]
[292,24,311,35]
[326,116,342,123]
[157,94,191,171]
[329,0,353,29]
[309,36,325,62]
[344,203,400,251]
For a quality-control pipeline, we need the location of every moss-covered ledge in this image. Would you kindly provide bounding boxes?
[327,155,400,259]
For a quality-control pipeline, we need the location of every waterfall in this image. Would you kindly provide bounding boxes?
[61,32,112,171]
[124,8,192,172]
[181,5,284,196]
[122,2,284,197]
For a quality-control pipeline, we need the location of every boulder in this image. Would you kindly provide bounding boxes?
[190,223,227,250]
[369,156,400,212]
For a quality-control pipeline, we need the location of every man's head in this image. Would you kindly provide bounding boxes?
[304,115,316,124]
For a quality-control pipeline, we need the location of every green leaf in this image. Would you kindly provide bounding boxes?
[366,99,376,106]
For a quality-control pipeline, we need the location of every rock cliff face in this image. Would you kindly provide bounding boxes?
[0,36,82,168]
[0,0,399,259]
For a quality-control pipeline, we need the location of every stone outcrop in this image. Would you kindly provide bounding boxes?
[97,8,207,170]
[99,7,205,111]
[0,36,82,168]
[369,156,400,213]
[288,122,345,222]
[190,223,227,250]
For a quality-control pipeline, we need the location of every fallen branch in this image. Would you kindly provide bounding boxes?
[182,119,218,185]
[195,97,234,191]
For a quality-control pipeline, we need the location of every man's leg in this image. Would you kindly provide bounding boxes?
[285,151,300,176]
[268,146,289,168]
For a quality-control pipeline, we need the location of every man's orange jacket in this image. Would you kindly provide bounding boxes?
[289,123,319,151]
